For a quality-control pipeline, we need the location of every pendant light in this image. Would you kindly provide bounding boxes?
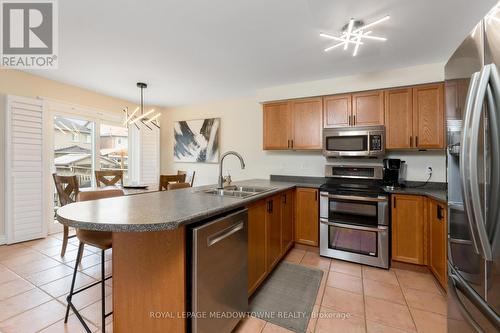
[123,82,161,130]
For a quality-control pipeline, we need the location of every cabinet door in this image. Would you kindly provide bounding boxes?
[281,190,294,255]
[429,199,448,289]
[295,188,319,246]
[247,200,267,295]
[352,90,384,126]
[385,88,413,149]
[263,102,291,150]
[413,84,445,149]
[323,94,352,128]
[291,98,323,149]
[267,195,282,271]
[392,195,426,265]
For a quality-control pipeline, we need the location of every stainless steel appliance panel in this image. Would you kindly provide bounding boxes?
[191,209,248,333]
[322,126,385,157]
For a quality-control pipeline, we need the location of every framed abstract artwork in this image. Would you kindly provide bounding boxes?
[173,118,220,163]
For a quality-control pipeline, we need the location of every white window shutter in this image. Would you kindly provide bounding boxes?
[139,126,160,184]
[128,125,160,185]
[5,95,48,244]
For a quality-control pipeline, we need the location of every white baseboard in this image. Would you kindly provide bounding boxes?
[0,235,6,245]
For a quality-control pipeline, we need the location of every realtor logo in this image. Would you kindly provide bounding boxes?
[1,0,58,68]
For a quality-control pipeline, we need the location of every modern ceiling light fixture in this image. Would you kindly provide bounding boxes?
[123,82,161,130]
[320,15,390,56]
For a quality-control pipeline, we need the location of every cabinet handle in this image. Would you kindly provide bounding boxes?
[270,200,273,213]
[393,197,396,209]
[415,136,419,147]
[287,140,290,148]
[348,115,352,126]
[315,191,318,201]
[283,194,287,204]
[353,115,356,125]
[291,140,293,148]
[410,136,413,147]
[437,205,444,220]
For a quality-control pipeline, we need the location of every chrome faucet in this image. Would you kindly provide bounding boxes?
[218,151,246,189]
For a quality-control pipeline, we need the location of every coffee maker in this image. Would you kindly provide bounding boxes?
[383,158,405,189]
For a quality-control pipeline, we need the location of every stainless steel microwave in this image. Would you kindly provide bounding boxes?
[323,125,385,157]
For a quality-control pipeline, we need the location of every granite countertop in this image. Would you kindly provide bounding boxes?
[56,179,298,232]
[383,187,447,203]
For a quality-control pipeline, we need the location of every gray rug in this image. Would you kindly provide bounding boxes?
[249,262,323,333]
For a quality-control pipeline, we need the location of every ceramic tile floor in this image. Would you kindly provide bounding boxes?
[0,232,111,333]
[0,234,447,333]
[235,246,448,333]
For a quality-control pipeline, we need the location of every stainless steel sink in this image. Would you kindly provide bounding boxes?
[202,185,276,198]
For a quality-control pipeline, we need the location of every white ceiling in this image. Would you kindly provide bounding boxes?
[28,0,496,106]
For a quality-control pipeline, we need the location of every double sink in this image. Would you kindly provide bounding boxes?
[203,185,276,198]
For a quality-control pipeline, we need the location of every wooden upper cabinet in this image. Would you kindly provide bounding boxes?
[352,90,384,126]
[281,190,294,254]
[385,88,413,149]
[290,97,323,149]
[295,188,319,246]
[263,102,291,150]
[247,200,268,295]
[323,94,351,128]
[429,199,447,289]
[413,84,445,149]
[392,195,426,265]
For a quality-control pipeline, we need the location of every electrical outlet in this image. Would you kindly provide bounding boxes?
[426,166,433,176]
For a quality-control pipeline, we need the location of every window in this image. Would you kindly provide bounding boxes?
[53,116,94,193]
[100,123,129,182]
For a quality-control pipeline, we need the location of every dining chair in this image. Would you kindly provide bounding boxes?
[177,170,196,187]
[167,182,191,190]
[95,170,124,187]
[53,174,80,257]
[66,189,124,333]
[159,174,186,191]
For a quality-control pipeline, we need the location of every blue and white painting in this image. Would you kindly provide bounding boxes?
[174,118,220,163]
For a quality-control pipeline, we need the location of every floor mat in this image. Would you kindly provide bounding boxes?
[249,262,323,333]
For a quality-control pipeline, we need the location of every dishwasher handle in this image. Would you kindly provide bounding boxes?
[207,220,245,247]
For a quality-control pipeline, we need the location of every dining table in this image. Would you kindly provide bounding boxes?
[79,183,160,196]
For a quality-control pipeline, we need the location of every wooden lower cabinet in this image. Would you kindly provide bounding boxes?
[247,190,295,296]
[391,195,426,265]
[267,195,282,271]
[391,194,448,290]
[281,190,294,254]
[429,199,448,289]
[247,200,268,295]
[295,188,319,246]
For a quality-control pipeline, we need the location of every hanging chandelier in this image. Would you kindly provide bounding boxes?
[320,15,390,57]
[123,82,161,130]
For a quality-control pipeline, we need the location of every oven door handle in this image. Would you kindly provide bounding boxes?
[320,192,387,203]
[319,218,387,232]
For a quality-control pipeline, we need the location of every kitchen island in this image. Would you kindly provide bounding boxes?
[56,179,299,333]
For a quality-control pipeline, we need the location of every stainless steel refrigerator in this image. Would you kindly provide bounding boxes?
[445,11,500,333]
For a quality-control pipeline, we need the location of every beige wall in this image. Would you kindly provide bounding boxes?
[0,69,142,241]
[161,63,447,186]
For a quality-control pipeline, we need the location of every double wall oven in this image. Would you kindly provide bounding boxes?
[319,164,390,269]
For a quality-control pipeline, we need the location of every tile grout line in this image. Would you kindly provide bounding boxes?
[394,270,419,333]
[361,267,368,333]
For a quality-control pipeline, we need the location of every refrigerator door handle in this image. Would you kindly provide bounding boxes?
[469,64,494,261]
[487,64,500,255]
[460,71,482,255]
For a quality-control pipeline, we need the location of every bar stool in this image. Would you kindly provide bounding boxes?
[65,189,123,333]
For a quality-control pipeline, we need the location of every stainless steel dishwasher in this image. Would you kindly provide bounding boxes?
[190,208,248,333]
